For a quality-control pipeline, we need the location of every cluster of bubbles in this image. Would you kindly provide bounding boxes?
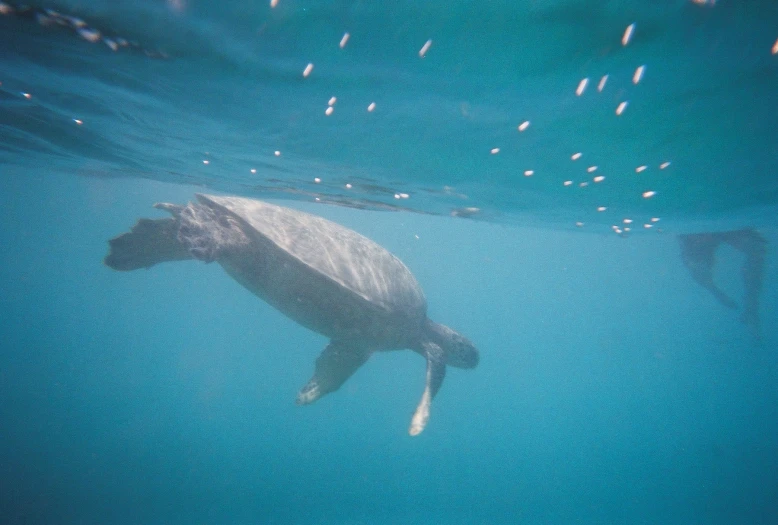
[279,17,665,235]
[250,1,773,236]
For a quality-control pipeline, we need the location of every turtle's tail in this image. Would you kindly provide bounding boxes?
[105,217,192,271]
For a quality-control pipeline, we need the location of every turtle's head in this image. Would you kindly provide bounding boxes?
[424,319,479,369]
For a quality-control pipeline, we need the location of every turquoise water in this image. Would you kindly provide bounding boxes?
[1,1,777,524]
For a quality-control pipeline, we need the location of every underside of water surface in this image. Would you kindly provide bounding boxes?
[1,0,777,232]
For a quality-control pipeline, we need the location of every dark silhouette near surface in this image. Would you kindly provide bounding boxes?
[679,228,767,341]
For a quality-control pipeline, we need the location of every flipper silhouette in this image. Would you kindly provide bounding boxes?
[679,228,767,340]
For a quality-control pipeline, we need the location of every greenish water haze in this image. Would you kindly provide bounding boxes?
[2,169,776,524]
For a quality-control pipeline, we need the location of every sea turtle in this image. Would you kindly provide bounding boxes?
[104,194,479,435]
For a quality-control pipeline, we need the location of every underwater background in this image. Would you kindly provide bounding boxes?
[1,1,777,523]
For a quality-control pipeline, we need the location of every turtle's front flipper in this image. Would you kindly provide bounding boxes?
[409,342,446,436]
[105,217,192,271]
[296,341,371,405]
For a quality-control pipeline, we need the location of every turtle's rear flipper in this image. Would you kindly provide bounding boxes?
[105,218,192,271]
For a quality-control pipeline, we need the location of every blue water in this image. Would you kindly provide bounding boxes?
[1,1,777,524]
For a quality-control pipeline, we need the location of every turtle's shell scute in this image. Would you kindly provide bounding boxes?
[197,194,427,315]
